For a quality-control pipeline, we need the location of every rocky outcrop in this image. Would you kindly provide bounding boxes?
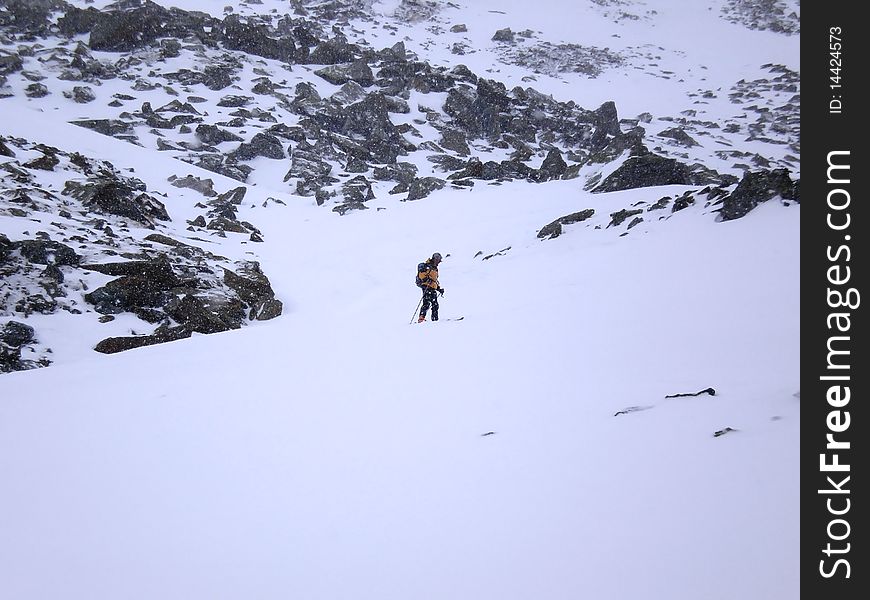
[406,177,446,201]
[594,154,693,193]
[1,320,46,373]
[718,168,799,220]
[63,176,170,228]
[537,209,595,239]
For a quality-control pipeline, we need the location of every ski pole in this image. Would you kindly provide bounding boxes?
[409,295,424,324]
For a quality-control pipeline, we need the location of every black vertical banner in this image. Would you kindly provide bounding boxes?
[803,2,866,598]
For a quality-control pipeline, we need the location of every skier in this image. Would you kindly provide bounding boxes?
[416,252,444,323]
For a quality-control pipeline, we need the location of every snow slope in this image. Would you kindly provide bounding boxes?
[1,1,799,598]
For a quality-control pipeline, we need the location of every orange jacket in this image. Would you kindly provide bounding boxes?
[416,261,440,289]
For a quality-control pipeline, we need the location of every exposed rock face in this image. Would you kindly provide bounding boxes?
[718,168,799,220]
[537,209,595,239]
[88,1,174,52]
[222,261,283,321]
[16,240,80,266]
[594,154,693,193]
[83,256,181,314]
[63,177,170,228]
[407,177,446,201]
[221,14,300,63]
[1,320,42,373]
[93,324,192,354]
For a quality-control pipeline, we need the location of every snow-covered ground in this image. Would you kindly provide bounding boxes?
[1,0,799,598]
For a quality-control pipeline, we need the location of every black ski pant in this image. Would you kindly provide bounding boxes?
[420,287,439,321]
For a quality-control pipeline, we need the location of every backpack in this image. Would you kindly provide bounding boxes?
[415,262,429,288]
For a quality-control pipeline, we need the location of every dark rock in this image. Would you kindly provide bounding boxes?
[492,28,515,43]
[309,37,360,65]
[594,154,693,193]
[221,14,299,63]
[0,51,23,76]
[1,321,35,347]
[535,148,567,182]
[0,233,12,261]
[406,177,446,201]
[719,168,799,220]
[659,126,700,147]
[341,175,375,203]
[70,85,96,103]
[333,201,368,216]
[207,216,249,233]
[170,175,217,196]
[24,152,60,171]
[64,178,170,228]
[314,60,374,86]
[439,128,470,155]
[195,123,243,145]
[203,65,235,90]
[672,192,695,212]
[252,298,283,320]
[330,80,367,105]
[608,208,644,228]
[71,119,134,137]
[222,261,281,320]
[164,294,244,334]
[444,79,509,141]
[89,1,173,52]
[84,257,180,315]
[537,209,595,239]
[373,162,418,184]
[17,240,80,266]
[24,82,49,98]
[93,325,192,354]
[41,264,65,283]
[15,294,57,316]
[0,137,14,157]
[217,94,252,107]
[229,132,285,161]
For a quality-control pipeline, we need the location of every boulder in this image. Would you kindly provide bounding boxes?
[229,132,285,161]
[1,321,35,348]
[195,124,243,145]
[537,209,595,239]
[406,177,446,201]
[64,178,170,227]
[17,240,80,266]
[164,294,245,334]
[719,168,799,221]
[314,60,374,86]
[93,325,192,354]
[594,154,693,193]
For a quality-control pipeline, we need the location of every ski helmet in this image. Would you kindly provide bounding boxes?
[432,252,442,261]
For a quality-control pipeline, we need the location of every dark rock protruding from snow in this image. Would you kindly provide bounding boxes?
[594,154,693,193]
[83,256,182,314]
[718,168,799,221]
[1,320,42,373]
[537,209,595,239]
[223,261,283,321]
[17,240,80,266]
[406,177,446,201]
[63,177,170,228]
[93,325,192,354]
